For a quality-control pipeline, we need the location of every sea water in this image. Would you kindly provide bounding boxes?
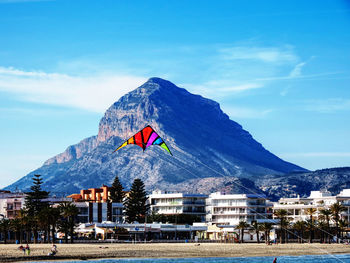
[35,254,350,263]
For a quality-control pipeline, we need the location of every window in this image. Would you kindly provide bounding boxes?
[78,207,88,215]
[113,208,122,215]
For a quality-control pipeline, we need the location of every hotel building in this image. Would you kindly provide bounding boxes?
[0,192,26,219]
[148,190,208,222]
[272,189,350,224]
[206,192,271,225]
[67,185,124,223]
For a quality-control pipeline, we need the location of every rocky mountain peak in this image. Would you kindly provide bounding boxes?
[97,77,215,143]
[6,77,307,196]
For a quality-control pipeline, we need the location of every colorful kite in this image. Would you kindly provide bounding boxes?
[114,125,173,156]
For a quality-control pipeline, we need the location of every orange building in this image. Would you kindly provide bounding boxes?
[68,185,110,203]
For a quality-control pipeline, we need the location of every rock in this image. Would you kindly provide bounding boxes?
[5,77,306,197]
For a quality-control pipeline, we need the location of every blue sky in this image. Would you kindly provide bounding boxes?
[0,0,349,188]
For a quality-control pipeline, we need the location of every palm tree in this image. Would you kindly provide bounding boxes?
[305,208,316,243]
[49,207,61,244]
[17,209,32,243]
[57,219,70,243]
[293,221,306,243]
[37,207,53,243]
[317,219,327,244]
[273,209,288,243]
[0,219,10,244]
[260,222,273,244]
[339,219,348,240]
[330,202,346,243]
[59,202,79,243]
[251,221,261,243]
[236,221,250,243]
[319,208,332,243]
[10,218,22,244]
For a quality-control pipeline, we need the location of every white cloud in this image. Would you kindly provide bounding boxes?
[304,98,350,113]
[219,46,298,64]
[0,67,146,113]
[183,45,301,101]
[255,71,344,82]
[289,62,306,78]
[218,83,263,92]
[280,86,290,96]
[183,82,264,100]
[222,106,273,119]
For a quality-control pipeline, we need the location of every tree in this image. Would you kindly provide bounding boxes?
[37,207,53,243]
[49,207,61,244]
[339,219,348,240]
[305,208,316,243]
[330,202,346,242]
[124,178,149,223]
[110,176,125,203]
[236,221,249,243]
[25,174,50,216]
[148,212,168,224]
[260,222,273,244]
[17,209,32,243]
[59,202,79,243]
[24,174,49,243]
[251,221,261,243]
[57,219,70,244]
[0,219,10,244]
[317,219,327,243]
[293,220,306,243]
[10,218,22,244]
[319,208,332,243]
[274,209,288,243]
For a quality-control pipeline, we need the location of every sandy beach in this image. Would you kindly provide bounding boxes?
[0,243,350,262]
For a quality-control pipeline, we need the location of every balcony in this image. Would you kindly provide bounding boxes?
[182,211,206,214]
[152,203,181,206]
[182,201,206,205]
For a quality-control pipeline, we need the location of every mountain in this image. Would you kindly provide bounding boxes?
[255,167,350,200]
[5,78,306,197]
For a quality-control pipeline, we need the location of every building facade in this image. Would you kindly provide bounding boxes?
[0,192,26,219]
[67,185,124,223]
[206,192,271,225]
[75,221,207,240]
[67,185,110,203]
[74,202,124,223]
[148,190,208,222]
[273,189,350,224]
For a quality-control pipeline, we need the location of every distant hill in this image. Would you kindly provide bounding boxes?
[6,77,307,197]
[255,167,350,200]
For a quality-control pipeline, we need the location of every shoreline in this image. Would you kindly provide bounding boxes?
[1,243,350,262]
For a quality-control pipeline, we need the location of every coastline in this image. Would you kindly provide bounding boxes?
[1,243,350,262]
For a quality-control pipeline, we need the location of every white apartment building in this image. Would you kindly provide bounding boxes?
[273,189,350,224]
[206,192,271,225]
[74,202,124,223]
[148,190,208,222]
[0,192,26,219]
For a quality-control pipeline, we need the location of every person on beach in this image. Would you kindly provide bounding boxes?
[273,257,277,263]
[25,244,30,256]
[48,244,58,256]
[18,245,26,255]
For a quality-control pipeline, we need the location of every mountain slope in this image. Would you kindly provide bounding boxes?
[255,167,350,200]
[6,78,306,196]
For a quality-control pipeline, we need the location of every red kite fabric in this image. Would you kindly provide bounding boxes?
[114,125,173,156]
